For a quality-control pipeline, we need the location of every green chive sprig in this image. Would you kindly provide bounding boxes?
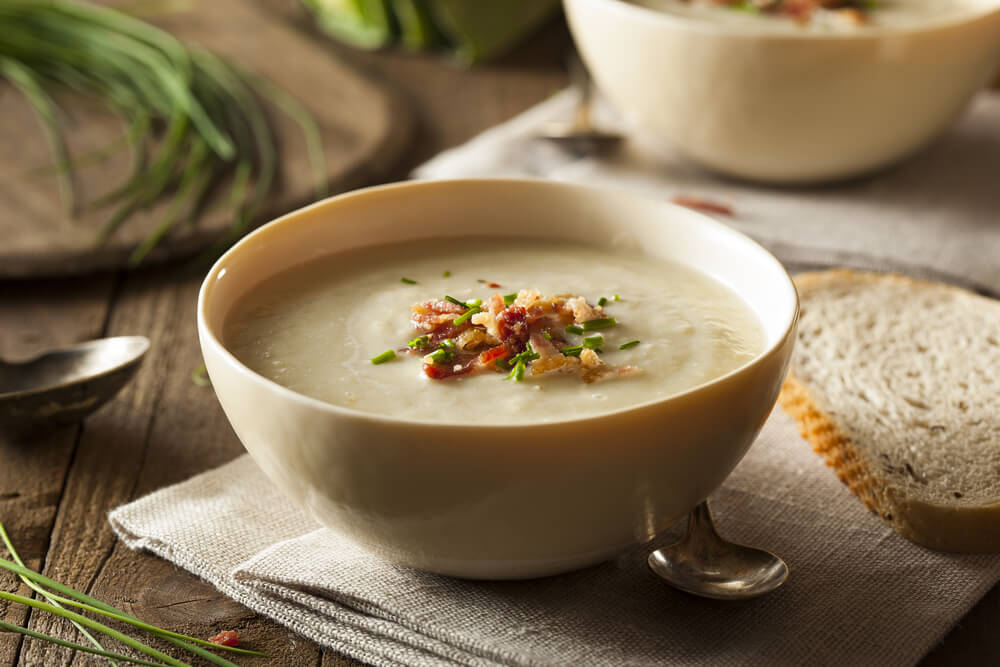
[597,297,607,306]
[453,305,481,326]
[620,340,640,350]
[408,335,430,349]
[560,345,583,358]
[400,277,417,285]
[503,293,517,306]
[565,324,584,336]
[370,349,396,364]
[583,335,603,350]
[0,0,326,266]
[505,343,540,382]
[582,317,617,331]
[0,522,265,666]
[427,338,457,364]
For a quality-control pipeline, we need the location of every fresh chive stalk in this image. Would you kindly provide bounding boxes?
[582,318,617,331]
[0,524,264,666]
[370,349,396,364]
[443,270,451,277]
[400,277,417,285]
[407,335,430,349]
[583,335,603,350]
[0,0,326,266]
[565,325,584,335]
[560,345,583,357]
[503,293,517,306]
[444,295,465,307]
[0,621,160,667]
[453,305,481,326]
[620,340,640,350]
[597,297,607,307]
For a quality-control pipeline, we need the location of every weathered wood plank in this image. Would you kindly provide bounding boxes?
[0,276,114,666]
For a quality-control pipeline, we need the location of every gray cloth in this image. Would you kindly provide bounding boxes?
[110,410,1000,667]
[110,88,1000,666]
[414,89,1000,295]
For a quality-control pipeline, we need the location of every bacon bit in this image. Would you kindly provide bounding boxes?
[671,195,734,217]
[411,299,465,331]
[478,279,502,288]
[422,354,479,379]
[478,345,509,367]
[208,631,239,647]
[496,306,529,355]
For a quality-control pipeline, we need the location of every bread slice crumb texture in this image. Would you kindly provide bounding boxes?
[779,269,1000,553]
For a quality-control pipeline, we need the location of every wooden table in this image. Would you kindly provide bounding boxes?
[1,15,997,667]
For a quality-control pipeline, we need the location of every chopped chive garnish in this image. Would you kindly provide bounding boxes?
[598,297,608,307]
[503,293,517,306]
[465,298,482,308]
[582,317,617,331]
[542,332,552,340]
[506,360,527,382]
[427,339,457,364]
[565,325,584,335]
[495,357,511,371]
[444,295,465,307]
[583,335,604,350]
[443,270,451,277]
[371,349,396,364]
[453,305,482,326]
[560,345,583,357]
[408,335,431,349]
[400,277,417,285]
[613,294,620,301]
[620,340,640,350]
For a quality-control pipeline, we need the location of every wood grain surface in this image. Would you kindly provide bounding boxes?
[1,6,997,666]
[0,0,411,278]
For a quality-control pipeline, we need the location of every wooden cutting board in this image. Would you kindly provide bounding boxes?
[0,0,412,278]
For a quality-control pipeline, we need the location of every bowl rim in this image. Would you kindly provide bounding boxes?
[567,0,1000,41]
[198,178,799,430]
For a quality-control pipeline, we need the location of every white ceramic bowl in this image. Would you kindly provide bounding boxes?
[564,0,1000,184]
[197,179,798,579]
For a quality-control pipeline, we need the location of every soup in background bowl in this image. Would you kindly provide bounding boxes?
[565,0,1000,183]
[197,179,798,579]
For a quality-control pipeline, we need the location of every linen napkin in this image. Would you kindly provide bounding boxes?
[414,88,1000,295]
[110,89,1000,666]
[110,409,1000,667]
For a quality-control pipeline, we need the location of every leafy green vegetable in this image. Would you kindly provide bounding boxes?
[0,0,326,266]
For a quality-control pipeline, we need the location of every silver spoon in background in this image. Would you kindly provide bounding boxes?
[539,53,624,155]
[648,501,789,600]
[0,336,149,435]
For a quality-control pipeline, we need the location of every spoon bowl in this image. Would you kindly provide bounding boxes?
[0,336,150,435]
[648,501,788,600]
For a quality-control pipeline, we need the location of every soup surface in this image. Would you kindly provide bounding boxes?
[628,0,984,31]
[224,239,765,424]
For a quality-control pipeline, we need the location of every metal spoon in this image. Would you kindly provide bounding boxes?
[648,501,789,600]
[0,336,149,435]
[539,53,623,155]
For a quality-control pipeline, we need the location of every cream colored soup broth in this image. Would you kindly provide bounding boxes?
[629,0,984,31]
[224,239,764,424]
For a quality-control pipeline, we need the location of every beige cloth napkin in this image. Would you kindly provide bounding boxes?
[110,410,1000,667]
[110,89,1000,666]
[414,89,1000,295]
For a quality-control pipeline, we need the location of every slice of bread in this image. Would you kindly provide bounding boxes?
[779,269,1000,552]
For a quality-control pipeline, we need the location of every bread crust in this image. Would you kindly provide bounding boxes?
[780,270,1000,553]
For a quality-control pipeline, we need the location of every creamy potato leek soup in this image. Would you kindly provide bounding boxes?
[224,239,764,424]
[629,0,981,30]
